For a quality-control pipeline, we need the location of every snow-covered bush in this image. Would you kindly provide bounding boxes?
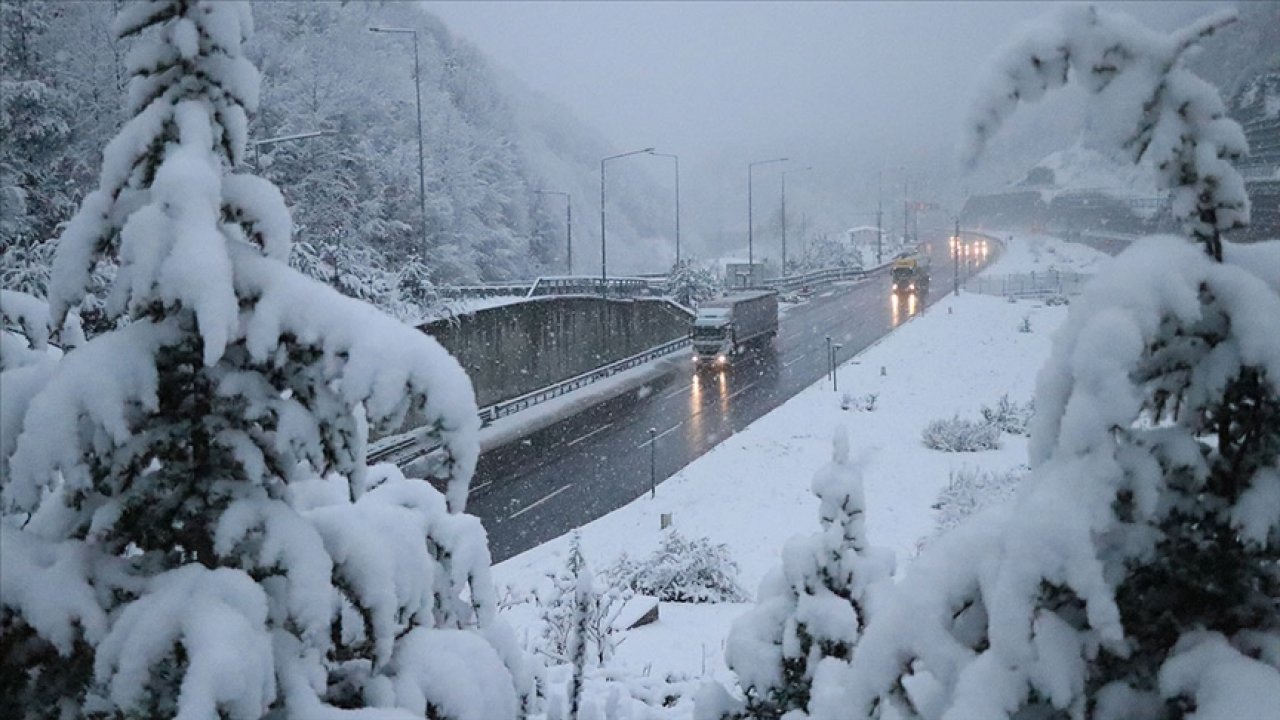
[607,529,748,604]
[697,428,894,720]
[668,260,720,308]
[980,394,1034,435]
[1017,314,1032,333]
[0,3,531,717]
[930,465,1027,535]
[920,415,1001,452]
[538,532,629,668]
[841,392,878,412]
[812,8,1280,719]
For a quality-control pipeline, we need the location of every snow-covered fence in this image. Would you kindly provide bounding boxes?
[965,270,1091,298]
[442,281,534,300]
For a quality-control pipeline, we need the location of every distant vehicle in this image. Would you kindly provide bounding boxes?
[891,255,930,294]
[691,290,779,369]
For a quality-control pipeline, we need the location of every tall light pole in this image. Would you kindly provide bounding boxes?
[534,190,571,274]
[650,152,681,266]
[954,218,961,297]
[601,147,655,297]
[748,157,788,276]
[876,169,884,265]
[369,26,427,256]
[780,166,811,273]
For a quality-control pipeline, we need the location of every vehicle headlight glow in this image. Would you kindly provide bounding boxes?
[717,355,727,364]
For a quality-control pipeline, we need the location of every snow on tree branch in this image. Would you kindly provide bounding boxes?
[964,5,1247,258]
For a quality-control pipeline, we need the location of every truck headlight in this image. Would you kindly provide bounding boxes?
[717,355,727,364]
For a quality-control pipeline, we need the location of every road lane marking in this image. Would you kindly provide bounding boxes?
[726,381,757,401]
[638,422,683,448]
[566,423,613,448]
[784,353,812,368]
[469,480,492,495]
[662,383,692,400]
[507,483,573,520]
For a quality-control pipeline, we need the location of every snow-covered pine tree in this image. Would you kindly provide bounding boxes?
[0,2,529,718]
[821,7,1280,719]
[667,260,720,308]
[699,427,893,720]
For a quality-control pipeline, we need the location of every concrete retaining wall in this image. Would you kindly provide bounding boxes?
[421,296,693,408]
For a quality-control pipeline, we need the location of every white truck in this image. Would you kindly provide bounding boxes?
[691,290,779,368]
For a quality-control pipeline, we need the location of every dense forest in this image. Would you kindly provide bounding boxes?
[1,1,673,323]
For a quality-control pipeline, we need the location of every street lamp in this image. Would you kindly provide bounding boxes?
[650,152,681,266]
[953,218,961,297]
[780,166,812,273]
[534,190,571,274]
[749,157,788,274]
[369,26,427,256]
[250,129,336,170]
[600,147,655,297]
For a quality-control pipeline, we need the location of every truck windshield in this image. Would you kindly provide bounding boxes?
[693,326,726,340]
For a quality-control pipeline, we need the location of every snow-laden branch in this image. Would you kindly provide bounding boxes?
[963,5,1246,258]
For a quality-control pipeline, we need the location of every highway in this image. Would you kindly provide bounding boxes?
[467,231,995,561]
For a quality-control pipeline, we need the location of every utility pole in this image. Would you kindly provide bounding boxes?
[780,166,811,274]
[903,176,910,247]
[954,218,961,297]
[749,157,788,276]
[651,152,681,266]
[601,147,655,297]
[648,427,657,498]
[369,27,427,256]
[876,169,884,265]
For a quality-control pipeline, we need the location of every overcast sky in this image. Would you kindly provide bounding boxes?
[428,1,1227,246]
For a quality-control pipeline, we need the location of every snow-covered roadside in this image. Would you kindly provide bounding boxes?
[490,232,1111,695]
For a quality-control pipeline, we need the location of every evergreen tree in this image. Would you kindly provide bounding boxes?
[701,428,893,720]
[826,8,1280,719]
[1,2,529,717]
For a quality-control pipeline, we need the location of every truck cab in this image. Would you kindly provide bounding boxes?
[891,255,930,294]
[691,291,779,369]
[692,306,734,368]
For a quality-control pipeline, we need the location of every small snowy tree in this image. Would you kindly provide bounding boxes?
[539,532,627,668]
[699,428,893,720]
[668,260,720,308]
[0,3,529,718]
[819,7,1280,720]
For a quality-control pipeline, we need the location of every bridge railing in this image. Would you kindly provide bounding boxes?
[367,334,692,466]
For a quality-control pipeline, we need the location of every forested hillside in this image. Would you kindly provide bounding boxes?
[1,1,669,325]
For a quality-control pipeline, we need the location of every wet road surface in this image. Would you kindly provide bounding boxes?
[468,231,994,561]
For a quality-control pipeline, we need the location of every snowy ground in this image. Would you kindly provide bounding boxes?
[490,232,1112,711]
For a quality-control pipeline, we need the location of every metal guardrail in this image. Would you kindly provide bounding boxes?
[478,334,691,424]
[762,260,894,292]
[367,334,692,467]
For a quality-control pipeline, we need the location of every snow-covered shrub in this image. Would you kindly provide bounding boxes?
[1017,314,1032,333]
[1045,294,1070,306]
[980,394,1034,435]
[538,533,629,668]
[698,428,894,720]
[668,260,720,308]
[813,8,1280,719]
[930,465,1027,535]
[607,530,748,604]
[841,392,878,412]
[0,3,531,717]
[920,415,1001,452]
